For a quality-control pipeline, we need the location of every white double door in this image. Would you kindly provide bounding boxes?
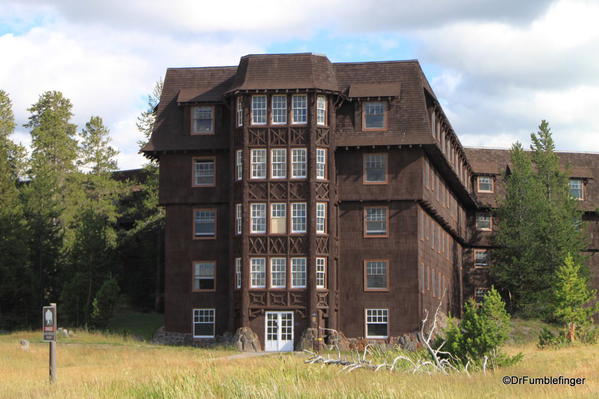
[265,311,294,352]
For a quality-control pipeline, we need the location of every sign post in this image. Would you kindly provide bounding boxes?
[42,303,57,383]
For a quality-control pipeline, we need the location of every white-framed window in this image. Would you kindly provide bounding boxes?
[191,106,214,134]
[251,95,267,125]
[474,250,489,267]
[235,203,242,235]
[291,148,307,178]
[193,209,216,238]
[250,149,266,179]
[477,176,493,193]
[236,97,243,127]
[475,287,489,303]
[250,258,266,288]
[476,213,492,231]
[364,207,387,237]
[291,257,307,288]
[291,203,307,233]
[192,158,215,186]
[569,179,583,200]
[270,203,287,234]
[272,95,287,124]
[316,202,326,234]
[365,260,388,290]
[193,309,215,338]
[363,153,387,183]
[235,150,242,181]
[316,95,326,125]
[271,148,287,179]
[292,94,307,124]
[316,257,326,289]
[250,203,266,234]
[316,148,326,180]
[363,102,385,130]
[235,257,241,289]
[365,309,388,338]
[270,258,287,288]
[193,261,215,291]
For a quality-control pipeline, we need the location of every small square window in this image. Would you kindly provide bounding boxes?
[193,209,216,238]
[476,213,492,231]
[363,153,387,183]
[192,158,215,186]
[193,309,215,338]
[193,261,215,291]
[477,176,494,193]
[191,106,214,134]
[569,179,583,200]
[365,260,388,290]
[365,309,388,338]
[474,250,489,267]
[363,102,386,130]
[364,207,388,237]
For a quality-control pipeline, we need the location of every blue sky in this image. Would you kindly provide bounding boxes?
[1,0,599,169]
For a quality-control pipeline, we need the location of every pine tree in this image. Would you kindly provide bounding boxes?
[492,121,587,316]
[23,91,79,311]
[552,253,598,341]
[0,90,31,328]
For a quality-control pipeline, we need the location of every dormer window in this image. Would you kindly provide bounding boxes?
[477,176,494,193]
[292,94,307,124]
[191,106,214,134]
[569,179,583,200]
[251,95,267,125]
[363,102,386,130]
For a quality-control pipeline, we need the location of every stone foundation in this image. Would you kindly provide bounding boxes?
[152,327,234,348]
[324,329,422,352]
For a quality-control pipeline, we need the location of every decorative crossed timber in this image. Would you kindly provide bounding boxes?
[249,237,267,254]
[315,182,329,200]
[249,292,266,306]
[268,237,287,254]
[269,182,287,200]
[248,128,267,146]
[249,308,263,319]
[289,236,307,254]
[288,182,307,200]
[315,237,329,255]
[269,128,288,145]
[317,292,329,308]
[289,292,306,306]
[248,183,267,200]
[268,292,286,307]
[315,128,329,146]
[290,128,307,145]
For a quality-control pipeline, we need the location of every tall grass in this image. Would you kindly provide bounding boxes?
[1,330,597,399]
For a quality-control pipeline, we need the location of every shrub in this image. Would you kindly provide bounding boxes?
[91,277,120,328]
[537,327,568,349]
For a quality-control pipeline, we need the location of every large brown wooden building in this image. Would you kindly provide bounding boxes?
[143,53,599,351]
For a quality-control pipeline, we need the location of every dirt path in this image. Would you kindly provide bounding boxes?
[218,351,278,360]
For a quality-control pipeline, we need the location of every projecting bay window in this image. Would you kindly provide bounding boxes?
[291,148,307,178]
[291,257,307,288]
[250,149,266,179]
[236,97,243,127]
[192,158,215,187]
[569,179,583,200]
[193,209,216,239]
[363,153,387,184]
[271,148,287,179]
[292,94,307,124]
[193,309,215,338]
[476,213,492,231]
[316,148,326,180]
[250,203,266,234]
[235,150,242,181]
[316,95,327,125]
[235,258,242,289]
[364,260,388,291]
[192,261,215,291]
[316,202,327,234]
[477,176,494,193]
[365,309,388,338]
[316,257,326,289]
[272,95,287,124]
[474,249,489,268]
[291,203,307,233]
[270,203,287,234]
[235,203,242,235]
[363,102,386,130]
[270,258,287,288]
[251,95,267,125]
[250,258,266,288]
[191,106,214,134]
[364,207,388,237]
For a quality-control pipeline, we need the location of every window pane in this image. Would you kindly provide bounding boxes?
[317,95,326,125]
[250,258,266,288]
[236,150,242,180]
[291,148,307,178]
[569,179,583,199]
[366,261,387,289]
[193,107,213,133]
[270,258,286,288]
[292,95,307,123]
[364,102,385,129]
[236,97,243,127]
[270,203,287,234]
[316,258,326,288]
[364,154,386,182]
[271,148,287,178]
[251,204,266,233]
[292,258,307,287]
[478,177,493,192]
[316,203,326,234]
[252,96,266,124]
[194,160,215,186]
[316,148,326,179]
[251,149,266,179]
[292,203,307,233]
[367,323,388,337]
[272,95,287,124]
[194,210,215,237]
[476,214,491,230]
[365,208,387,235]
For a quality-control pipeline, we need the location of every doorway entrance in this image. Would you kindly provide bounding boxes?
[265,311,294,352]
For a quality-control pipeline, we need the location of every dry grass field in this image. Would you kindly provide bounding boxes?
[1,328,598,399]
